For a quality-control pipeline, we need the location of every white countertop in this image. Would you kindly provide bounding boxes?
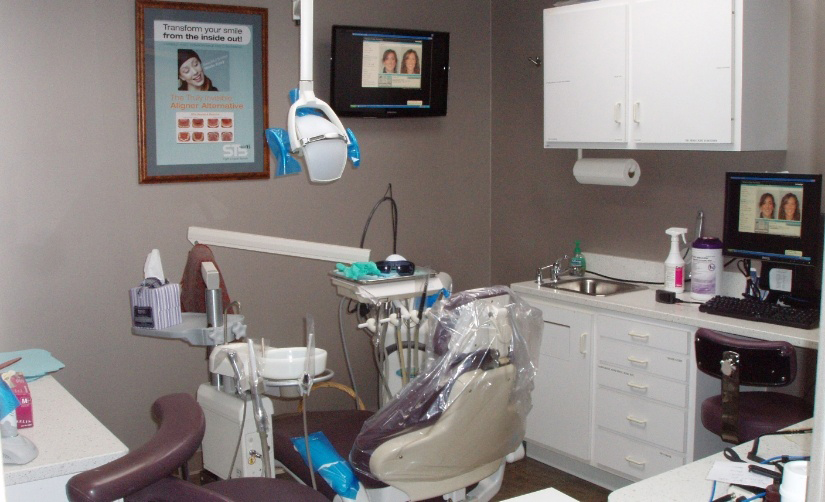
[609,419,813,501]
[4,375,127,485]
[511,281,819,349]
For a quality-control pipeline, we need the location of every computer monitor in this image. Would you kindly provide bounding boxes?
[723,172,822,302]
[330,25,449,118]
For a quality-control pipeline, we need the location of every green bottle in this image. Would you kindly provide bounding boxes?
[571,241,586,277]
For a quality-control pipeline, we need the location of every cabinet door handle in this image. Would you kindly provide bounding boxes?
[625,455,646,467]
[628,331,649,342]
[627,356,649,366]
[579,332,588,355]
[626,415,648,426]
[633,102,641,123]
[627,381,648,391]
[614,102,622,124]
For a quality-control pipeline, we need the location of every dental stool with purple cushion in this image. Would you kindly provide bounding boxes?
[694,328,812,444]
[272,286,543,502]
[66,393,327,502]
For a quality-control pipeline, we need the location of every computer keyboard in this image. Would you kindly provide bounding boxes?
[699,296,819,330]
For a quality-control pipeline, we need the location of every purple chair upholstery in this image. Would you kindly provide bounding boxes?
[272,410,378,500]
[66,393,327,502]
[694,328,812,444]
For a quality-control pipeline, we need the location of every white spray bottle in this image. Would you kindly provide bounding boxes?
[664,227,688,293]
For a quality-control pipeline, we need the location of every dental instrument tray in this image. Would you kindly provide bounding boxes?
[328,267,436,285]
[330,267,444,303]
[132,312,245,346]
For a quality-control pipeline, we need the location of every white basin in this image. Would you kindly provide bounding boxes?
[261,347,327,380]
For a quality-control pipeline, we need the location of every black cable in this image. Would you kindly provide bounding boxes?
[359,184,398,254]
[586,270,663,285]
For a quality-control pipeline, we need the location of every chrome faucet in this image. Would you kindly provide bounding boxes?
[536,255,571,284]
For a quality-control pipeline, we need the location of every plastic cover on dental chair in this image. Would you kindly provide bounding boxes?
[349,286,542,496]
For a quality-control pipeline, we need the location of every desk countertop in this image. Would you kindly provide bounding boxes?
[4,375,127,485]
[609,419,813,501]
[512,281,819,349]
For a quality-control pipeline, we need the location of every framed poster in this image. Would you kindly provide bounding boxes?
[136,0,268,183]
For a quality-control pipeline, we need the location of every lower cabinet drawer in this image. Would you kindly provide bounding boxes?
[595,388,687,452]
[597,364,688,408]
[599,337,688,381]
[594,428,685,480]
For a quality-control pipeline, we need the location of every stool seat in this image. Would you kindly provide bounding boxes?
[701,391,812,443]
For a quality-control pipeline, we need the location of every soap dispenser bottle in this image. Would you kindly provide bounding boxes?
[571,241,586,277]
[664,228,688,293]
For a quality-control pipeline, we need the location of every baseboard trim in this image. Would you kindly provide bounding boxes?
[524,441,631,493]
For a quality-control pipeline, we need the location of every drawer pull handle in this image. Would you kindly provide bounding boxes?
[580,332,588,355]
[627,381,648,391]
[627,356,649,366]
[628,331,649,341]
[626,415,648,426]
[625,455,646,467]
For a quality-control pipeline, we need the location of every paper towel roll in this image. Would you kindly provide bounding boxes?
[573,158,640,186]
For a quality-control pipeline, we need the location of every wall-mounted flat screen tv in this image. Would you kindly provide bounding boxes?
[330,25,449,118]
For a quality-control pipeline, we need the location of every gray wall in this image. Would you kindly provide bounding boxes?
[0,0,491,448]
[491,0,825,286]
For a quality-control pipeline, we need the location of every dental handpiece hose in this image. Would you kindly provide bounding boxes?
[246,339,272,478]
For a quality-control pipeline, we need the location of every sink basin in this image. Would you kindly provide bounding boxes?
[541,277,646,296]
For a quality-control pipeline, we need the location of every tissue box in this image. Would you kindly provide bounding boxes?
[130,283,182,329]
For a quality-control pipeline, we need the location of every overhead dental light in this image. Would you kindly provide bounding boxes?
[265,0,360,183]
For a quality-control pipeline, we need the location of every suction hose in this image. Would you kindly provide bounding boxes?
[246,339,272,478]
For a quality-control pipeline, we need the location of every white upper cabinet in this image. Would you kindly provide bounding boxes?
[543,0,789,151]
[543,3,628,144]
[630,0,733,145]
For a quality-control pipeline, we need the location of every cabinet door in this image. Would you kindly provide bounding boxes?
[526,302,592,461]
[630,0,734,145]
[543,3,628,145]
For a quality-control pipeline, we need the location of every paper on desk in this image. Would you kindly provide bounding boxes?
[0,349,64,381]
[706,461,776,489]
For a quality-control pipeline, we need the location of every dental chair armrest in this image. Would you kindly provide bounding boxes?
[125,477,232,502]
[67,394,205,502]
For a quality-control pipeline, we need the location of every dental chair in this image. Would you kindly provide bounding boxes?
[66,393,327,502]
[272,286,543,501]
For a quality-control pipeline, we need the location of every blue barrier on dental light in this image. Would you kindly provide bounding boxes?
[265,128,302,176]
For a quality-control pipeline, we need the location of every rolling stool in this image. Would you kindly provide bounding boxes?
[694,328,812,444]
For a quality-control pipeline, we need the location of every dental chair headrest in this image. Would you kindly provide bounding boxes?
[430,285,514,357]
